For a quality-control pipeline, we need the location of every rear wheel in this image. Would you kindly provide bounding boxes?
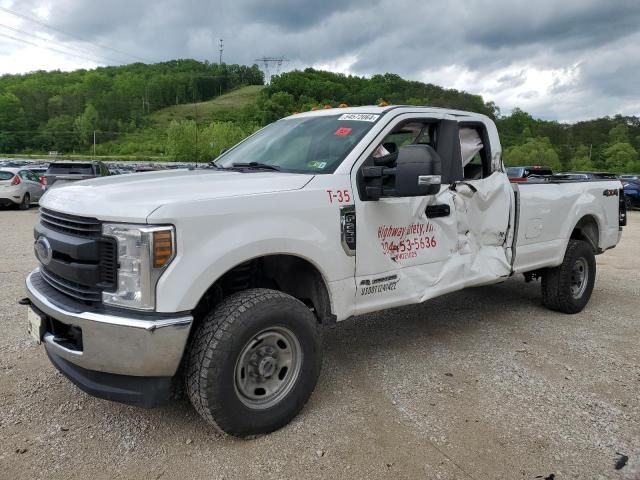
[541,239,596,314]
[18,193,30,210]
[186,288,322,437]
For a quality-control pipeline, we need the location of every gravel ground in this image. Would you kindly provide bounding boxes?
[0,207,638,480]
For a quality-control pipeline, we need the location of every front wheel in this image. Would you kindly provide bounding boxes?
[186,288,322,437]
[541,239,596,314]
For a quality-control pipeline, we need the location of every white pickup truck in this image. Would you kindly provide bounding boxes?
[24,106,626,437]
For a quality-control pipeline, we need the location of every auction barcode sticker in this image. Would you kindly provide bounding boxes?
[338,113,380,122]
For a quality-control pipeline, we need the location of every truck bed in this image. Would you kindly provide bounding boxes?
[512,178,623,273]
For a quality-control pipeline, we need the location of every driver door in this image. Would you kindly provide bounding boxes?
[351,115,465,315]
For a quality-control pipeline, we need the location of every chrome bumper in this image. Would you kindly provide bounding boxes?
[26,269,193,377]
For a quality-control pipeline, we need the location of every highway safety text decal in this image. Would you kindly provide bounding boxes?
[377,222,438,261]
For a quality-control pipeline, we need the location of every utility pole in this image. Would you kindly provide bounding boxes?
[219,38,224,64]
[194,89,198,167]
[93,130,96,158]
[588,143,592,163]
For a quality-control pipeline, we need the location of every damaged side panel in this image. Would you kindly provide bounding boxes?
[353,172,514,316]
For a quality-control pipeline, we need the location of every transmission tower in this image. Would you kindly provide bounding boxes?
[255,57,289,84]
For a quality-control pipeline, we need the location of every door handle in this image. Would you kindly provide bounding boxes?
[425,204,450,218]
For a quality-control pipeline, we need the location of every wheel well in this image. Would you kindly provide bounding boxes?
[571,215,600,252]
[193,255,335,326]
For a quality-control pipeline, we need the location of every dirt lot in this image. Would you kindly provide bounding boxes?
[0,207,638,480]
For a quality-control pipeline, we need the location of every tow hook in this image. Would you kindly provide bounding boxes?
[18,297,31,306]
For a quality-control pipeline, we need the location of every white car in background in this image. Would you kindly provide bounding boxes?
[0,167,43,209]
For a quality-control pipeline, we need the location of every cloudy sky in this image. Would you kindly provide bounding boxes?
[0,0,638,122]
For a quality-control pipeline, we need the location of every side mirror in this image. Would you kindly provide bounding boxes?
[362,145,442,199]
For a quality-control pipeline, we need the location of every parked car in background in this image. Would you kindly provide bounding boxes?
[563,171,619,180]
[620,174,639,181]
[506,165,553,182]
[553,173,590,181]
[622,179,640,209]
[0,167,44,209]
[28,166,48,184]
[43,161,110,190]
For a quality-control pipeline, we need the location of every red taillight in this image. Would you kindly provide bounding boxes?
[11,175,21,186]
[40,176,46,186]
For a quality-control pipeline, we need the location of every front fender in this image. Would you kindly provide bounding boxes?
[151,191,353,313]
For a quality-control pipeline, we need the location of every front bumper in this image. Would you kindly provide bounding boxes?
[26,268,193,377]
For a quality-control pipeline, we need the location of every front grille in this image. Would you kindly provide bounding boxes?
[40,208,102,238]
[37,208,118,304]
[100,240,118,288]
[40,267,102,303]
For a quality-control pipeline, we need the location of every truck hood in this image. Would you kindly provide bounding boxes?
[40,169,314,222]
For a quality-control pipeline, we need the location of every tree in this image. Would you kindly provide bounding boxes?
[603,142,638,173]
[74,103,99,147]
[36,115,77,151]
[199,122,254,161]
[503,137,561,170]
[608,124,629,143]
[570,145,594,171]
[166,120,198,161]
[0,93,27,152]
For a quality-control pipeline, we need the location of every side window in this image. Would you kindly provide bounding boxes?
[18,171,31,181]
[460,125,491,180]
[357,118,440,201]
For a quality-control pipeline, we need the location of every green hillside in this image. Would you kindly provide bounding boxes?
[96,85,263,158]
[148,85,263,128]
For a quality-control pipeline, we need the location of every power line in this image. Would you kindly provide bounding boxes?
[0,23,120,65]
[255,56,288,84]
[0,32,108,64]
[0,5,148,64]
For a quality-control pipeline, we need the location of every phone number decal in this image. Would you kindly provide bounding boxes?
[377,222,439,261]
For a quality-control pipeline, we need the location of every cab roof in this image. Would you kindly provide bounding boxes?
[289,105,491,122]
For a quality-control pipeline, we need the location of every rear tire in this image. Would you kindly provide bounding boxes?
[186,288,322,437]
[18,193,30,210]
[541,239,595,314]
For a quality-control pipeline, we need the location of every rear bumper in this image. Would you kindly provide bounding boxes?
[0,197,20,206]
[26,268,193,377]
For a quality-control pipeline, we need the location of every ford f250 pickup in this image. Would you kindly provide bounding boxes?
[24,106,626,437]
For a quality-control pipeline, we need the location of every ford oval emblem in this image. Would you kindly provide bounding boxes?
[34,237,53,266]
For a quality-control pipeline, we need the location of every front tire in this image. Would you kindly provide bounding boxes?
[541,239,596,314]
[186,288,322,437]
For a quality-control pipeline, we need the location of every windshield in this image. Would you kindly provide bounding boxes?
[47,163,94,175]
[0,171,15,181]
[506,167,524,178]
[215,114,378,173]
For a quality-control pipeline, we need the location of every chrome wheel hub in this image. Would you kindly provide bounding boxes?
[570,257,589,299]
[234,326,302,409]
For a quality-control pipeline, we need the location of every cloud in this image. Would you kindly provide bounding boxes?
[0,0,638,121]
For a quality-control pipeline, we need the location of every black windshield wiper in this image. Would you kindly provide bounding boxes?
[231,162,281,171]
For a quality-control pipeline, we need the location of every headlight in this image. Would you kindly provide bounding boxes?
[102,223,175,310]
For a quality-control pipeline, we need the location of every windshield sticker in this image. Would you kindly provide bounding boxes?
[334,127,352,136]
[308,161,328,169]
[338,113,379,122]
